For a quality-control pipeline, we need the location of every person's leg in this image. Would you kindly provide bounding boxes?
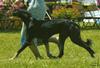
[29,45,42,59]
[21,23,26,45]
[21,23,42,59]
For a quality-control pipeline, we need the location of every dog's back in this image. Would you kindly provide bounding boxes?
[28,19,80,40]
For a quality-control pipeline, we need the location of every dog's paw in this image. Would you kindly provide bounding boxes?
[9,53,18,61]
[50,56,58,59]
[36,56,44,60]
[48,55,58,59]
[9,57,15,61]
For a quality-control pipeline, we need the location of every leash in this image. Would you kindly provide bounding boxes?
[46,11,52,20]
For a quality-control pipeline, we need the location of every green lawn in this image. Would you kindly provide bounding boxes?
[0,30,100,68]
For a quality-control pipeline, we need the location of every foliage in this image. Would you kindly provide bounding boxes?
[46,2,57,6]
[0,11,5,19]
[82,4,97,11]
[51,3,82,21]
[0,16,22,31]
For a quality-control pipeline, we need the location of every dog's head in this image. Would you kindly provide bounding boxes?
[12,9,33,26]
[12,9,32,22]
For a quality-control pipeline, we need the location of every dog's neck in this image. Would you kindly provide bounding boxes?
[32,18,47,24]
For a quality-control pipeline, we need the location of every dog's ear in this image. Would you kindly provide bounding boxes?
[27,12,32,18]
[24,11,32,19]
[24,13,29,18]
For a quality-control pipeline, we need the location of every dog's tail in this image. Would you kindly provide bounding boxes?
[75,23,80,29]
[70,20,80,29]
[69,21,80,30]
[86,39,92,46]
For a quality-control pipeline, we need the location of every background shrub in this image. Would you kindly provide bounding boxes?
[51,2,82,21]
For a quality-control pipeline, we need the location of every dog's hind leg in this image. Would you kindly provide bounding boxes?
[69,32,95,57]
[58,33,69,58]
[43,40,56,58]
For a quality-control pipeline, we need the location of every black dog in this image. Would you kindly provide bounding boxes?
[12,9,95,59]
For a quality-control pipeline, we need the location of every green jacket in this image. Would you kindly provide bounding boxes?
[25,0,46,20]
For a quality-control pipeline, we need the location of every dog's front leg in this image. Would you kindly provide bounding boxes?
[57,33,68,58]
[9,42,29,60]
[44,40,56,59]
[29,38,43,59]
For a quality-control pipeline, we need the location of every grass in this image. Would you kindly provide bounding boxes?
[0,30,100,68]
